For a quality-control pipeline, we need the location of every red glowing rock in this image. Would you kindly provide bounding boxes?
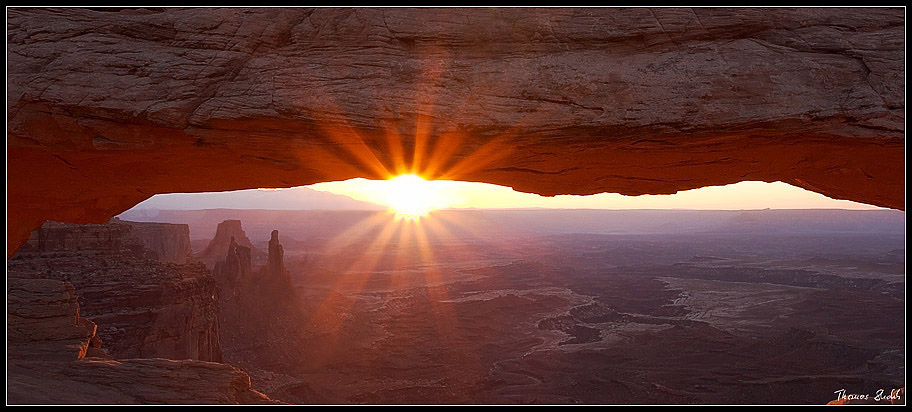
[6,8,904,256]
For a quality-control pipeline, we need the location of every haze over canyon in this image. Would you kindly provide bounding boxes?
[5,6,905,406]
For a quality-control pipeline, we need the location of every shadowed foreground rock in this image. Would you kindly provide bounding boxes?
[7,276,97,361]
[6,7,905,256]
[9,220,222,362]
[7,358,274,405]
[6,275,276,404]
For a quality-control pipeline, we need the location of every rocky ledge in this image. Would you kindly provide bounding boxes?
[9,220,222,362]
[7,274,276,405]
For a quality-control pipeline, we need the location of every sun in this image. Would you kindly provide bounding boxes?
[384,174,450,219]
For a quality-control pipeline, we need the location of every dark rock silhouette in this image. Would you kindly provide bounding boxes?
[213,236,253,292]
[197,220,266,270]
[6,273,275,405]
[7,275,99,362]
[209,222,292,292]
[213,224,309,390]
[265,230,291,286]
[9,220,223,362]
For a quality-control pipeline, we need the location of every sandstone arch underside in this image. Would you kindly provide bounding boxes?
[6,7,905,256]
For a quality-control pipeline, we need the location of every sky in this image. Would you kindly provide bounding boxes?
[127,178,885,212]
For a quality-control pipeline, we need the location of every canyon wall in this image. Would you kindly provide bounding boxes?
[7,275,99,362]
[16,218,193,263]
[121,219,193,264]
[6,7,905,256]
[9,220,222,362]
[6,273,274,404]
[16,220,137,255]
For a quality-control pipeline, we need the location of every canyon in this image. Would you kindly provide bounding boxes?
[6,219,277,404]
[10,220,221,361]
[4,6,905,406]
[6,209,905,404]
[7,217,305,404]
[116,208,906,404]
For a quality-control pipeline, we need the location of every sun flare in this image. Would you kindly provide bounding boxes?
[384,174,453,219]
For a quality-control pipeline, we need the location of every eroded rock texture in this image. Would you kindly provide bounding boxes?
[211,221,308,386]
[9,220,222,362]
[7,275,98,362]
[120,219,194,264]
[266,230,292,285]
[6,7,905,256]
[7,358,277,405]
[212,237,253,292]
[197,219,266,269]
[6,274,275,405]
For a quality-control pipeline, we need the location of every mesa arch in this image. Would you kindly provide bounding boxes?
[7,7,905,257]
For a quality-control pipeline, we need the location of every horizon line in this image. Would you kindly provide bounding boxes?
[121,207,904,213]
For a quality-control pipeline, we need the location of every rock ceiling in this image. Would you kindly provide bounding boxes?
[6,7,905,256]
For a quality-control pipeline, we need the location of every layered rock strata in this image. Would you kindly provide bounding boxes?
[6,7,905,256]
[9,220,222,362]
[212,222,307,377]
[6,273,275,405]
[197,219,266,269]
[119,218,193,263]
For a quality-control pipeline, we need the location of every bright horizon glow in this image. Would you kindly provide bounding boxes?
[381,174,457,219]
[309,179,885,211]
[124,179,888,212]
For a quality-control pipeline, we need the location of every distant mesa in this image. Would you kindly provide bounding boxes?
[128,186,385,212]
[114,217,194,264]
[15,218,193,264]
